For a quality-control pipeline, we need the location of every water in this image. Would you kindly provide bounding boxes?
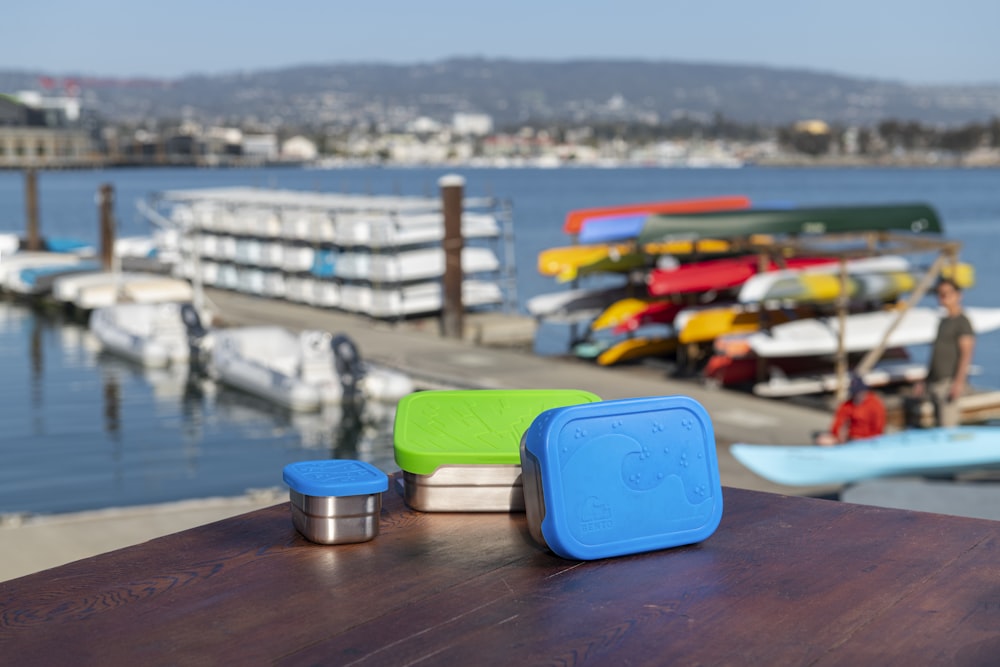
[2,166,999,514]
[0,303,397,514]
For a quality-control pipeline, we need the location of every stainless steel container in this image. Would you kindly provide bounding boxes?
[393,389,601,512]
[282,460,388,545]
[401,465,524,512]
[520,395,723,560]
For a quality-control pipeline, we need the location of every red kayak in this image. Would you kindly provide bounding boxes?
[647,255,836,297]
[563,195,751,235]
[612,300,685,334]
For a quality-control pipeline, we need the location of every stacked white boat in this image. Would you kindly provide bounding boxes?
[154,186,511,318]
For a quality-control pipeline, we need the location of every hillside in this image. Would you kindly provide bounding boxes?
[1,58,998,128]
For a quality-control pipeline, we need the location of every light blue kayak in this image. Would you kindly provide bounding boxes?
[578,213,648,243]
[730,427,1000,486]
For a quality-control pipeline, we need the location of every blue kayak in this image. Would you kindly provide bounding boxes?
[730,427,1000,486]
[578,213,648,244]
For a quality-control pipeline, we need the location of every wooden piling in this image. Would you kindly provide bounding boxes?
[98,183,115,271]
[439,174,465,339]
[24,168,41,251]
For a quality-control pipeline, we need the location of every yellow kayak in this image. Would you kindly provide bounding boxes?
[590,297,661,331]
[678,306,803,344]
[597,337,678,366]
[538,240,731,283]
[740,269,921,305]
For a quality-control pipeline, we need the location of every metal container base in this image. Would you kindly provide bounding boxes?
[289,493,381,545]
[402,465,524,512]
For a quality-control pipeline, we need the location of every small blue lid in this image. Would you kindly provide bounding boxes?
[522,395,723,560]
[283,460,388,497]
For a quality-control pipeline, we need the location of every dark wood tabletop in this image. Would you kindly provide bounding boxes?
[2,477,999,666]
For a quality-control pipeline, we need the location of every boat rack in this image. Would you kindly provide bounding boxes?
[140,186,518,321]
[537,205,969,400]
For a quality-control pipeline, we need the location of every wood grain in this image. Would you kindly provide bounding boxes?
[2,480,998,666]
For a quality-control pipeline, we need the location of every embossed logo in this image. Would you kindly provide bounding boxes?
[579,496,613,533]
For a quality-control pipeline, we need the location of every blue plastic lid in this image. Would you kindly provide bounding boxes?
[283,460,388,497]
[522,395,723,560]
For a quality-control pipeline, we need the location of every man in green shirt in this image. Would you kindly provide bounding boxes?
[919,278,975,427]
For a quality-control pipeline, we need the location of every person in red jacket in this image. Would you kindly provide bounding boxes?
[815,375,886,446]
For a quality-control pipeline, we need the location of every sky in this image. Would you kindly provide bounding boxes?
[4,0,999,85]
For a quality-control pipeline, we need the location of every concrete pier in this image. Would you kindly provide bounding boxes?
[201,288,833,489]
[1,289,838,582]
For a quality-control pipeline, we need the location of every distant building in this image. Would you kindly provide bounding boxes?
[409,116,443,134]
[793,119,831,135]
[242,134,279,161]
[203,126,244,156]
[0,92,95,166]
[281,135,318,161]
[15,90,83,127]
[0,96,28,125]
[452,113,493,137]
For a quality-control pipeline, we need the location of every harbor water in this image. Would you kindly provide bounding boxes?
[1,166,999,516]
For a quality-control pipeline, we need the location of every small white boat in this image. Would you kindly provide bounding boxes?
[0,233,20,257]
[52,271,194,311]
[90,302,195,368]
[203,326,414,411]
[0,252,90,292]
[6,260,102,296]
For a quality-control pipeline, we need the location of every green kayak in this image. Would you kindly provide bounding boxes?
[637,203,942,244]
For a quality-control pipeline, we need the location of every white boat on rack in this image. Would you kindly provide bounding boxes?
[335,212,500,248]
[335,246,500,282]
[752,360,931,398]
[202,326,414,411]
[90,302,196,368]
[745,306,1000,359]
[340,280,503,318]
[737,256,912,304]
[526,285,632,322]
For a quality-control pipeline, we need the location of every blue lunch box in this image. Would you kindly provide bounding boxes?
[519,395,723,560]
[283,459,388,545]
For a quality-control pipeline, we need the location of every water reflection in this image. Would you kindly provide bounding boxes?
[0,301,399,515]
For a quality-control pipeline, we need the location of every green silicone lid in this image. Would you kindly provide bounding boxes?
[393,389,601,474]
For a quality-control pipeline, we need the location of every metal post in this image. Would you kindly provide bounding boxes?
[99,183,115,271]
[439,174,465,339]
[25,168,40,251]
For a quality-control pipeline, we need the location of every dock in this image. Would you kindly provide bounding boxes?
[202,287,836,489]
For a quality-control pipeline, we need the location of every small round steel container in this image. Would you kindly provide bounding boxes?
[282,460,388,545]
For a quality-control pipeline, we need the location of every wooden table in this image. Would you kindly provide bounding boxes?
[2,478,999,666]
